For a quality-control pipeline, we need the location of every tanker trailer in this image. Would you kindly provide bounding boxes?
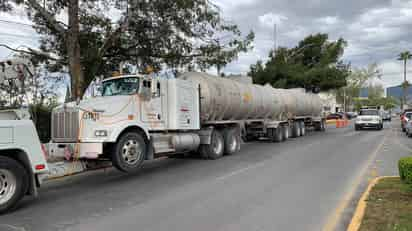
[178,72,325,144]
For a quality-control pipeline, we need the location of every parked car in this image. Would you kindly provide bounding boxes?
[401,110,412,132]
[326,113,344,120]
[345,112,357,119]
[381,111,391,121]
[405,119,412,137]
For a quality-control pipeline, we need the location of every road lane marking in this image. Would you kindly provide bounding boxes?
[321,133,386,231]
[0,224,26,231]
[216,162,266,181]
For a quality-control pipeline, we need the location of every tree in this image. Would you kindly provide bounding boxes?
[249,33,349,91]
[335,63,380,111]
[398,51,412,110]
[2,0,254,99]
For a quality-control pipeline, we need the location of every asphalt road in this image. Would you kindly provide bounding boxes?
[0,119,410,231]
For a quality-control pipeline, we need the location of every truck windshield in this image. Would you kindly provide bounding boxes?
[359,110,378,116]
[101,77,139,96]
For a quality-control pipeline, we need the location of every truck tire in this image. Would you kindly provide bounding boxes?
[270,127,283,142]
[321,120,326,131]
[0,156,29,214]
[299,121,306,136]
[223,128,241,155]
[199,130,224,160]
[315,122,322,131]
[291,122,300,138]
[282,125,289,140]
[112,132,147,173]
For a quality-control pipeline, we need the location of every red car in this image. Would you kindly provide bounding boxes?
[326,113,345,120]
[401,110,412,132]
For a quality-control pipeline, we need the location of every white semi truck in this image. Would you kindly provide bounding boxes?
[0,71,326,213]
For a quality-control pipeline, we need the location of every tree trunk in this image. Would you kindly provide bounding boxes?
[67,0,83,100]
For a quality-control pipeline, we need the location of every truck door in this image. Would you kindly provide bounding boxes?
[140,79,165,130]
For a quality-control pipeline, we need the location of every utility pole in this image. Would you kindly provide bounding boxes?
[273,23,277,57]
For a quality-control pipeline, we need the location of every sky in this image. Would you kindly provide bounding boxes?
[1,0,412,88]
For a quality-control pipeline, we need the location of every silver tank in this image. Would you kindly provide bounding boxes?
[178,72,322,122]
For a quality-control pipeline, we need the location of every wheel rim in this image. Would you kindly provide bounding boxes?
[229,135,238,152]
[284,127,289,139]
[122,139,142,165]
[212,134,223,154]
[0,169,17,205]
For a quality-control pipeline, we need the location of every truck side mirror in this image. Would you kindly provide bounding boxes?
[140,80,152,101]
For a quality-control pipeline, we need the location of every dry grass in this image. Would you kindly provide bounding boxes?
[359,177,412,231]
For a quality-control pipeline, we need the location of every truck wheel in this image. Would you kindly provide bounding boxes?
[112,132,147,173]
[270,127,283,142]
[0,156,29,214]
[223,128,241,155]
[300,121,306,136]
[282,125,289,140]
[315,122,322,131]
[199,130,224,160]
[291,122,300,138]
[320,120,326,131]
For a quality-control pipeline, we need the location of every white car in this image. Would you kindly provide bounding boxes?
[355,109,383,130]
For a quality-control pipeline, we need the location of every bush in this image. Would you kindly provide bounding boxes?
[30,104,55,143]
[398,157,412,184]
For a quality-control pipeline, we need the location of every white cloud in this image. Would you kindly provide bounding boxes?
[316,16,340,25]
[258,12,288,28]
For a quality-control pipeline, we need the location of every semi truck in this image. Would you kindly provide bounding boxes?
[0,71,326,213]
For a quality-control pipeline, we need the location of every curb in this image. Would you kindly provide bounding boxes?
[346,176,399,231]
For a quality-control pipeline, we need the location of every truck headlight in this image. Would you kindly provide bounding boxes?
[94,130,108,137]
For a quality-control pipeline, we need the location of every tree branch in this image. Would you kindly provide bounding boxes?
[26,0,66,35]
[0,44,58,60]
[97,18,128,59]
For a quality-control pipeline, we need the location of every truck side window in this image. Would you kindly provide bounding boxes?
[143,80,151,88]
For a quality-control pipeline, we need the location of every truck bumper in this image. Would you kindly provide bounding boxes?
[46,142,103,160]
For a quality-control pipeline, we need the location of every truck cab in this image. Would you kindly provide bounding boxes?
[50,75,200,172]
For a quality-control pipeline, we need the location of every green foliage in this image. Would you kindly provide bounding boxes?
[2,0,254,95]
[29,101,58,143]
[336,63,383,110]
[249,33,349,91]
[399,157,412,184]
[398,51,412,62]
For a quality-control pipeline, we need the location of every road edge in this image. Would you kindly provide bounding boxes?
[346,176,398,231]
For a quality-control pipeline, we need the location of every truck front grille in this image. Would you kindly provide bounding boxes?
[51,108,79,142]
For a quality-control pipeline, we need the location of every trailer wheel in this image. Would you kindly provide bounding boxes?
[282,125,289,140]
[199,130,224,160]
[291,122,300,138]
[223,128,241,155]
[112,132,147,173]
[315,121,322,131]
[300,121,306,136]
[0,156,29,214]
[269,127,283,142]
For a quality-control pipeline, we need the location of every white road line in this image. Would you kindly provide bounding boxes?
[216,161,266,182]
